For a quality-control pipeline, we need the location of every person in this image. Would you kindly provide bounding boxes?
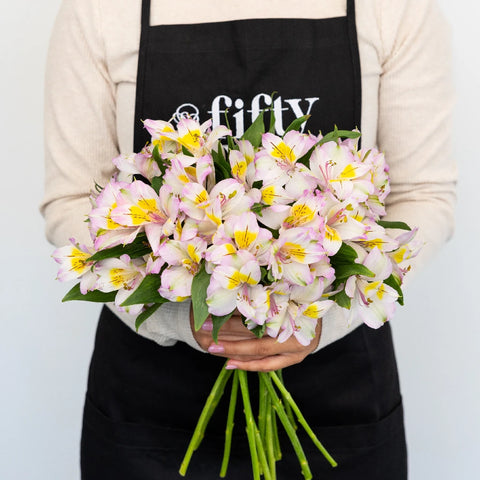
[41,0,455,478]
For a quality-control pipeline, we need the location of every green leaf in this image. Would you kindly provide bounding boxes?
[377,220,411,231]
[331,289,351,309]
[191,263,211,331]
[384,274,404,306]
[242,111,265,148]
[182,145,194,157]
[317,127,361,147]
[152,145,168,176]
[296,145,315,167]
[135,303,162,331]
[268,109,276,134]
[223,108,236,151]
[251,202,266,216]
[260,267,268,282]
[268,91,278,134]
[284,115,311,135]
[88,235,151,261]
[249,323,267,339]
[334,264,375,281]
[227,135,235,150]
[62,283,116,303]
[150,176,163,194]
[212,142,232,180]
[330,243,358,267]
[120,274,166,306]
[335,129,362,139]
[211,313,234,343]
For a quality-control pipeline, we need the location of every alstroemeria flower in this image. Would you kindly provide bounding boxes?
[344,247,397,328]
[143,119,180,154]
[268,227,326,286]
[386,227,422,281]
[206,252,261,316]
[53,238,97,294]
[359,148,390,219]
[163,154,213,194]
[88,181,142,250]
[111,182,180,254]
[266,279,334,345]
[180,179,253,233]
[259,190,326,231]
[208,212,272,266]
[359,220,399,253]
[282,191,326,230]
[309,141,373,202]
[236,284,271,326]
[157,238,207,302]
[229,140,257,187]
[95,254,147,315]
[161,118,231,157]
[112,149,161,181]
[255,131,317,193]
[321,196,368,255]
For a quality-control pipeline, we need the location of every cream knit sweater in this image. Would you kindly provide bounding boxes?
[41,0,456,352]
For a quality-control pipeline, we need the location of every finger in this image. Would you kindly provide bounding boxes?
[218,316,254,335]
[226,353,306,372]
[212,337,306,357]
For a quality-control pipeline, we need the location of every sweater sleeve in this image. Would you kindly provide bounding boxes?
[314,0,456,352]
[41,0,204,352]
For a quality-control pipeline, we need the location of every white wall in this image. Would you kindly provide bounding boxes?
[0,1,478,479]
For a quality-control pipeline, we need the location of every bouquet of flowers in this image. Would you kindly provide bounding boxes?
[53,111,420,479]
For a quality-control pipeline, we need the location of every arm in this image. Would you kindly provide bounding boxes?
[313,0,455,353]
[41,0,203,351]
[204,0,456,365]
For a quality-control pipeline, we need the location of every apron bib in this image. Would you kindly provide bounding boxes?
[81,1,407,478]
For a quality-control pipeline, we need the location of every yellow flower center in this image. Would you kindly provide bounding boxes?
[284,203,315,227]
[69,248,91,273]
[270,142,296,163]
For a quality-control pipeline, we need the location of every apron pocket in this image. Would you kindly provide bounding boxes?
[81,394,406,480]
[81,392,192,450]
[308,397,405,453]
[276,399,408,480]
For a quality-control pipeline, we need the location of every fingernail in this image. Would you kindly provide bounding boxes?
[201,320,213,331]
[225,364,237,370]
[208,344,225,353]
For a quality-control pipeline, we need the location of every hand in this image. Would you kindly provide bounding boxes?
[191,309,322,372]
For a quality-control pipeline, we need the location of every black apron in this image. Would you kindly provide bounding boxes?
[81,1,407,479]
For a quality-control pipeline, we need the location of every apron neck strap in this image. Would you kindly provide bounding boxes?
[141,0,355,28]
[141,0,151,29]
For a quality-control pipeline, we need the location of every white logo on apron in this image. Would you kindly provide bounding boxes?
[173,103,201,123]
[171,94,319,137]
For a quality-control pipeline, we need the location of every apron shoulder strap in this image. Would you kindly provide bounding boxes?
[347,0,356,20]
[141,0,151,29]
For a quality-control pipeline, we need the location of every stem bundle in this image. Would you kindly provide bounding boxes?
[179,366,337,479]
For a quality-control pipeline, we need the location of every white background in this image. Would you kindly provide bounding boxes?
[0,1,478,479]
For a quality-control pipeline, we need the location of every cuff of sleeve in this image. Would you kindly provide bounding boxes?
[312,305,363,354]
[145,300,206,353]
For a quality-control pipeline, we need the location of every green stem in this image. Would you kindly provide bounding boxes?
[269,371,338,468]
[220,370,239,478]
[258,374,269,442]
[261,374,313,480]
[238,370,261,480]
[272,405,282,461]
[179,365,233,476]
[254,421,273,480]
[277,370,297,430]
[265,394,277,480]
